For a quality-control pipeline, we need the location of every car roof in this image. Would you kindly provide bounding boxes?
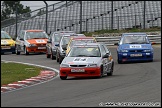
[73,43,101,46]
[71,36,94,40]
[24,30,45,32]
[122,32,147,35]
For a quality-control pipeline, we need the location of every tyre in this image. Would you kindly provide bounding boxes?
[60,76,67,80]
[12,51,16,54]
[56,53,59,62]
[118,59,122,64]
[99,66,103,78]
[46,52,50,58]
[24,46,29,55]
[51,51,56,60]
[15,45,20,55]
[107,62,114,76]
[59,56,63,64]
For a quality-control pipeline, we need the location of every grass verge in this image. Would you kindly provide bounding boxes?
[1,62,43,86]
[83,27,161,36]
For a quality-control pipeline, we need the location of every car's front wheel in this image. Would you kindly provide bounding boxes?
[24,46,29,55]
[107,62,114,76]
[46,51,50,58]
[51,51,56,60]
[15,45,20,55]
[56,53,59,62]
[60,76,67,80]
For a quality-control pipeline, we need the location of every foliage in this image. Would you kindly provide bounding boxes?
[1,1,31,21]
[83,27,161,36]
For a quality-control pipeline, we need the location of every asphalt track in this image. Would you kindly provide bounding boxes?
[1,45,161,107]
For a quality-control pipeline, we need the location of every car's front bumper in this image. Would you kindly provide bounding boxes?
[26,46,47,53]
[60,67,101,77]
[118,52,153,62]
[1,46,15,53]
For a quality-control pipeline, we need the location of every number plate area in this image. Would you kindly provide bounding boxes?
[71,68,85,72]
[130,54,142,57]
[38,47,46,49]
[1,46,11,49]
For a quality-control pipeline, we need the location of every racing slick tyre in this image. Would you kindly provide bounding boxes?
[117,58,122,64]
[56,53,59,62]
[51,51,56,60]
[60,76,67,80]
[24,46,29,55]
[98,66,103,78]
[46,51,50,58]
[107,62,114,76]
[15,45,20,55]
[12,51,16,54]
[59,55,63,64]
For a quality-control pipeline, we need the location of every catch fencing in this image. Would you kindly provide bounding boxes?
[94,34,161,46]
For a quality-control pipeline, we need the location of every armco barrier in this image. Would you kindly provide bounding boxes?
[94,35,161,46]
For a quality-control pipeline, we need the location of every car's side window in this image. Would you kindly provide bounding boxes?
[100,45,106,56]
[21,31,25,40]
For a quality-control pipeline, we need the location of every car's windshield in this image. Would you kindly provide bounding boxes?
[54,34,61,42]
[68,46,101,57]
[25,31,48,39]
[1,31,11,39]
[70,39,96,47]
[61,36,71,45]
[121,35,150,44]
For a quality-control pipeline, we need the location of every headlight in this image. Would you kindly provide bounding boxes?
[10,43,15,46]
[88,64,97,67]
[60,64,69,67]
[143,49,151,52]
[121,50,128,52]
[29,44,36,47]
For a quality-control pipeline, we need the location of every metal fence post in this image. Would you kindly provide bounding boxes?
[102,16,104,30]
[111,1,113,30]
[143,1,146,29]
[118,16,119,30]
[15,3,18,39]
[44,1,48,33]
[151,13,153,27]
[80,1,82,33]
[135,15,136,28]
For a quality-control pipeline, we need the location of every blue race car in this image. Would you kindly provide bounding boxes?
[114,32,154,63]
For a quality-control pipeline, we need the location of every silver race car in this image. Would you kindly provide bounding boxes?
[59,43,114,80]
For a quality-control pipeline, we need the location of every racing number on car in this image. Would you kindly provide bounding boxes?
[103,58,109,73]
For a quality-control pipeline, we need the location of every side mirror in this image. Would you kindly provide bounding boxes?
[62,45,67,50]
[55,44,59,46]
[151,42,156,45]
[102,54,109,58]
[47,40,51,43]
[114,43,118,45]
[20,38,24,41]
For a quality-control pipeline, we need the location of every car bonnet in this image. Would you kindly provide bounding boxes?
[62,57,102,65]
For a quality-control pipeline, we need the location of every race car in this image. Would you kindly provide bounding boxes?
[15,30,49,55]
[1,30,16,54]
[65,36,97,55]
[59,43,114,80]
[46,31,76,60]
[114,32,154,63]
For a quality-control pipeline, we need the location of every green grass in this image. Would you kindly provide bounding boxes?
[83,27,161,36]
[1,62,43,85]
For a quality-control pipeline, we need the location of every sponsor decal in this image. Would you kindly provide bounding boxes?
[73,58,87,62]
[1,40,8,44]
[36,40,45,43]
[130,45,141,48]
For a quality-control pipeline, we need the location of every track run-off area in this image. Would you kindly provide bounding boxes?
[1,45,161,107]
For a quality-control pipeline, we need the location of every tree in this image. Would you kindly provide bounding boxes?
[1,1,31,21]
